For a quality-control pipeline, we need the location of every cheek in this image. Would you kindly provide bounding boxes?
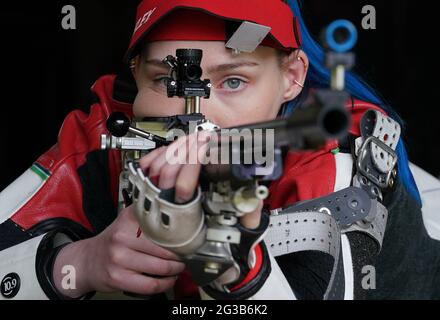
[242,72,284,118]
[255,74,285,119]
[205,79,283,127]
[250,80,283,119]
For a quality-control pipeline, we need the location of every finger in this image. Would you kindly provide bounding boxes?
[239,200,264,229]
[116,249,186,276]
[129,234,183,261]
[156,135,195,189]
[148,150,170,178]
[158,132,203,189]
[111,271,177,295]
[158,163,181,190]
[148,135,191,179]
[116,208,182,261]
[114,228,182,261]
[160,134,190,166]
[118,205,140,226]
[139,146,167,172]
[174,137,209,203]
[174,132,212,203]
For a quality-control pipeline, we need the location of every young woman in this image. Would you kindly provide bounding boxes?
[1,0,439,300]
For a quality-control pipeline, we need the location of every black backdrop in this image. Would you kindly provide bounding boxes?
[1,0,439,190]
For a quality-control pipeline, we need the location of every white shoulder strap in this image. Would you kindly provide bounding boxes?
[409,163,440,240]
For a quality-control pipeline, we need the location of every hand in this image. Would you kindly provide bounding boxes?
[52,206,185,298]
[139,131,263,229]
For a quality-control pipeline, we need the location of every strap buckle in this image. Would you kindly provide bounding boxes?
[356,136,397,189]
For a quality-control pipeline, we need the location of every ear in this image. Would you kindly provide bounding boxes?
[130,55,141,82]
[280,50,309,103]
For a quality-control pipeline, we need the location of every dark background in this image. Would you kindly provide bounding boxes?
[0,0,439,190]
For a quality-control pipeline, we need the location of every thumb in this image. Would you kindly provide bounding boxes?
[239,201,264,230]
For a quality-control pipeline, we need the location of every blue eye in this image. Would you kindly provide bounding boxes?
[153,76,170,86]
[224,78,243,90]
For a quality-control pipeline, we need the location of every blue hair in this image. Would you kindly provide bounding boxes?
[283,0,421,206]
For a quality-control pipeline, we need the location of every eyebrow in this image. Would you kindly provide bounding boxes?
[144,59,259,74]
[206,61,259,74]
[144,59,169,69]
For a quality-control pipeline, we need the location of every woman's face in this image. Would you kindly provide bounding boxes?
[132,41,307,128]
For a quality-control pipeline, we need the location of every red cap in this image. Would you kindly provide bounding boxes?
[126,0,301,60]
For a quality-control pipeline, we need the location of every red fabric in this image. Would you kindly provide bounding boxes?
[145,10,226,42]
[174,244,264,298]
[174,268,201,299]
[11,75,133,231]
[265,100,386,210]
[145,9,282,50]
[127,0,300,58]
[265,140,338,210]
[92,76,134,207]
[9,72,385,296]
[230,244,263,291]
